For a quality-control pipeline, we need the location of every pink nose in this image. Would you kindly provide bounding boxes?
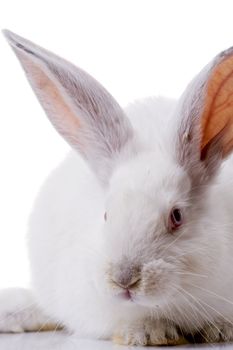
[111,269,141,289]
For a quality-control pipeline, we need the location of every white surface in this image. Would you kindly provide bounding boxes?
[0,333,120,350]
[0,332,233,350]
[0,332,232,350]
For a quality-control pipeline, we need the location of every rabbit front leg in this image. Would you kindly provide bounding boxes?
[0,288,60,333]
[200,321,233,343]
[113,318,186,346]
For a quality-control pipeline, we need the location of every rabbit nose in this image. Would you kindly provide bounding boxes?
[113,275,141,289]
[111,265,141,289]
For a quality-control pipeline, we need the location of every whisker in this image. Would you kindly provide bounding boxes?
[159,229,188,255]
[175,272,208,278]
[195,296,233,329]
[172,284,220,345]
[171,285,213,344]
[187,282,233,307]
[163,246,207,262]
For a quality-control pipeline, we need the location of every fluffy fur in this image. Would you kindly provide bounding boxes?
[2,30,233,345]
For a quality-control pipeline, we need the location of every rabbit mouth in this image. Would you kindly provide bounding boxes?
[116,289,135,302]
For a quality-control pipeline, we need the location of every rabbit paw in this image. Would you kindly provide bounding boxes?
[0,288,59,333]
[201,321,233,343]
[113,319,185,346]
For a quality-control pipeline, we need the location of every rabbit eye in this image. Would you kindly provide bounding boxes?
[104,212,107,221]
[169,208,183,231]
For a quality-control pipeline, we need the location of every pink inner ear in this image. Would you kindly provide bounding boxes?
[15,50,83,149]
[201,54,233,157]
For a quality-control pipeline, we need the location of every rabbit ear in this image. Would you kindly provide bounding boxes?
[177,47,233,185]
[3,30,133,184]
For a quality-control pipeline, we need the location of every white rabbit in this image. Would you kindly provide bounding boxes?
[2,30,233,346]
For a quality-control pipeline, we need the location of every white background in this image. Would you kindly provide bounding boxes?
[0,0,233,289]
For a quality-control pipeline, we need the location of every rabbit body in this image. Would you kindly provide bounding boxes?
[28,96,233,340]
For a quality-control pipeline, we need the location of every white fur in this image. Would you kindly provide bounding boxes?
[2,30,233,344]
[26,96,233,339]
[0,288,54,333]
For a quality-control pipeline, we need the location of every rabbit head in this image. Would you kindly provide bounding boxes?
[4,31,233,323]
